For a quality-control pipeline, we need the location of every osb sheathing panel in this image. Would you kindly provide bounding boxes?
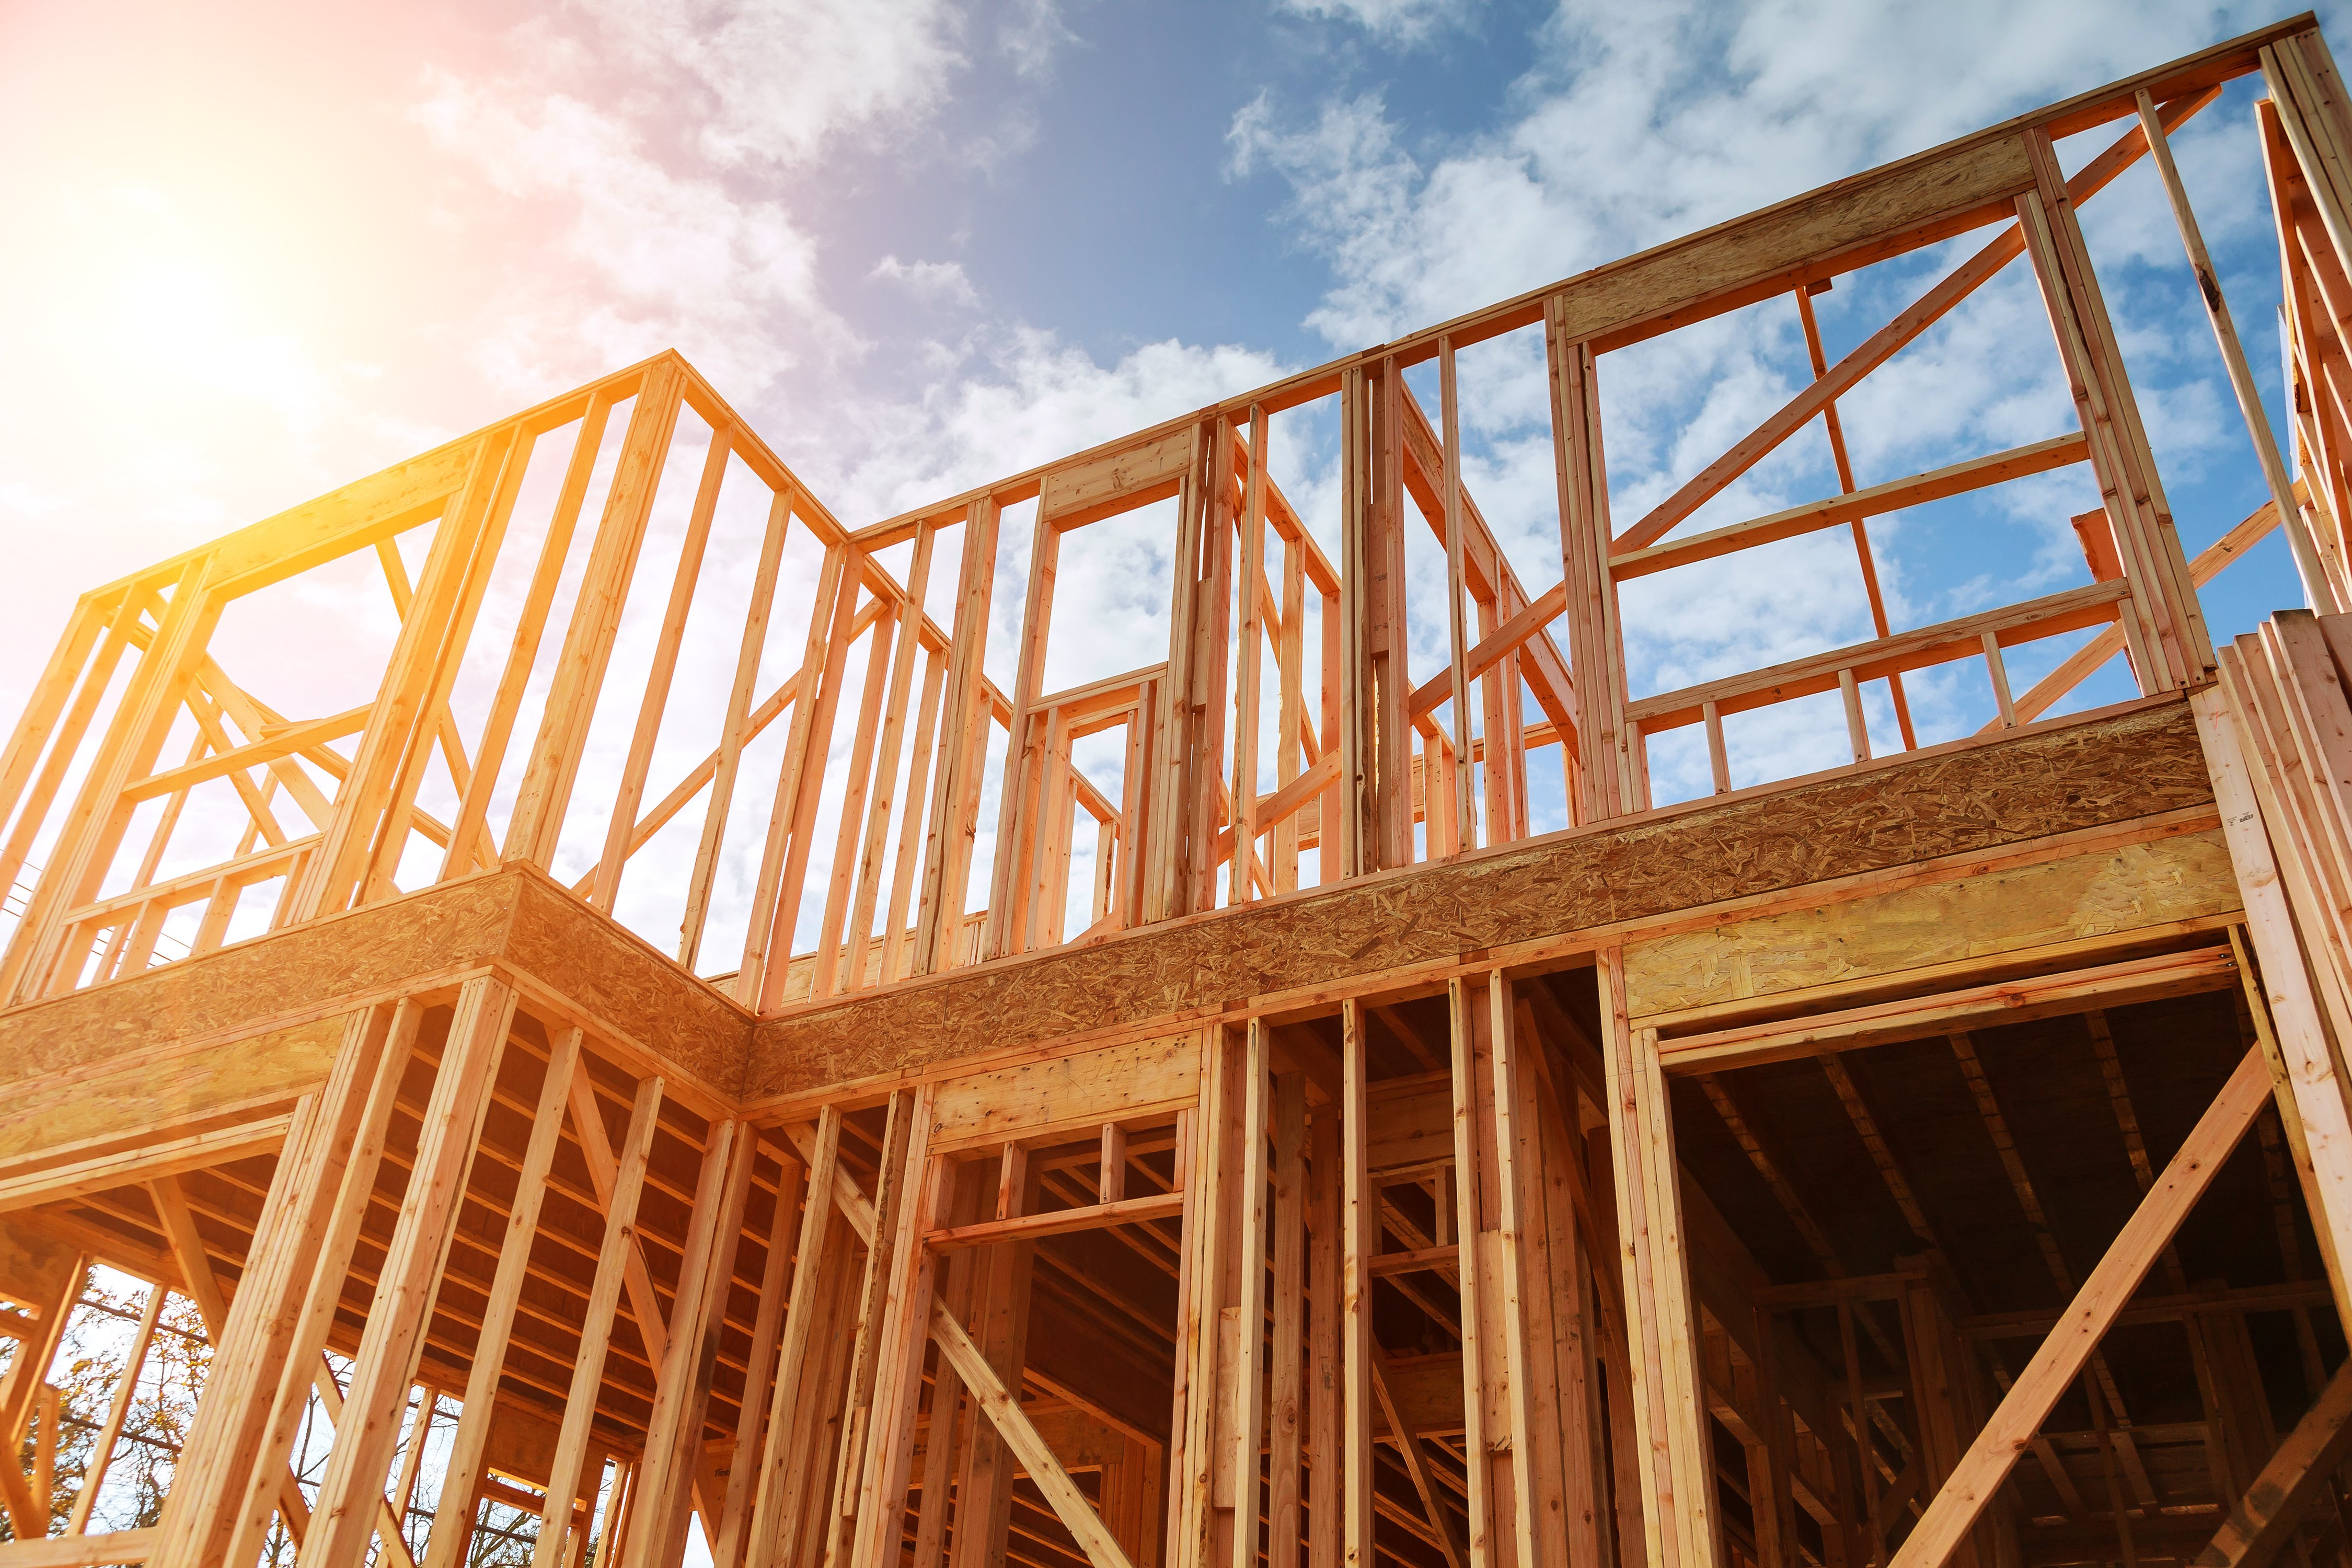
[0,1015,345,1169]
[0,873,521,1089]
[0,867,749,1139]
[745,700,2212,1100]
[484,1396,564,1489]
[500,870,747,1096]
[1622,827,2242,1018]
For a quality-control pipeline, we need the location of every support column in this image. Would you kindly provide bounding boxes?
[1340,1002,1375,1568]
[6,551,220,1001]
[948,1145,1037,1568]
[1269,1071,1309,1567]
[1307,1087,1344,1568]
[425,1028,586,1568]
[914,498,1003,977]
[2195,683,2352,1325]
[2017,133,2211,691]
[628,1120,758,1568]
[529,1076,665,1568]
[714,1150,808,1568]
[850,1090,942,1568]
[500,362,686,875]
[1896,1255,1987,1568]
[1596,947,1717,1568]
[1546,314,1638,821]
[1481,975,1581,1568]
[746,1108,848,1568]
[1172,1025,1247,1568]
[1182,421,1240,915]
[0,1244,83,1539]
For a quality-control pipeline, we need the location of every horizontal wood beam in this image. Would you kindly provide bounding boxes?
[925,1190,1186,1253]
[0,1117,293,1214]
[58,834,319,928]
[1611,434,2090,582]
[1656,946,2236,1073]
[1367,1242,1459,1277]
[124,705,373,804]
[1627,580,2130,731]
[1963,1279,2334,1339]
[0,1531,160,1568]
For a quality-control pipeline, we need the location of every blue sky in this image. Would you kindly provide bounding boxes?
[2,0,2346,935]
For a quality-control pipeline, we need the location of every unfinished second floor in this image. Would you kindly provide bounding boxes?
[3,15,2348,1032]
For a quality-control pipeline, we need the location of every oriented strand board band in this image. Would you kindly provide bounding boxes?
[0,864,746,1129]
[0,873,521,1088]
[501,871,747,1093]
[745,700,2214,1098]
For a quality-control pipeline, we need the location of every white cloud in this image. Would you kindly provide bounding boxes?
[1239,0,2289,347]
[1276,0,1483,48]
[407,1,1086,400]
[998,0,1079,78]
[831,327,1292,522]
[414,74,848,400]
[575,0,969,167]
[872,255,982,309]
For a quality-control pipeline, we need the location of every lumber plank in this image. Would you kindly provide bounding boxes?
[712,1146,804,1568]
[299,976,513,1568]
[423,1029,583,1568]
[1609,435,2090,582]
[197,1000,415,1568]
[0,1119,293,1215]
[743,1107,844,1568]
[926,1190,1189,1252]
[0,1531,161,1568]
[1339,1000,1375,1568]
[1654,947,2238,1073]
[1623,581,2130,732]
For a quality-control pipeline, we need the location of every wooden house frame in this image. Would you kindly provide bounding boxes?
[15,16,2352,1568]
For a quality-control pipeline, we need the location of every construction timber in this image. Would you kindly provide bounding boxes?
[18,16,2352,1568]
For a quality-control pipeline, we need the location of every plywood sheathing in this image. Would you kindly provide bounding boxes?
[1625,828,2241,1018]
[747,697,2213,1101]
[0,862,751,1147]
[499,871,748,1094]
[0,871,521,1088]
[0,1014,344,1171]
